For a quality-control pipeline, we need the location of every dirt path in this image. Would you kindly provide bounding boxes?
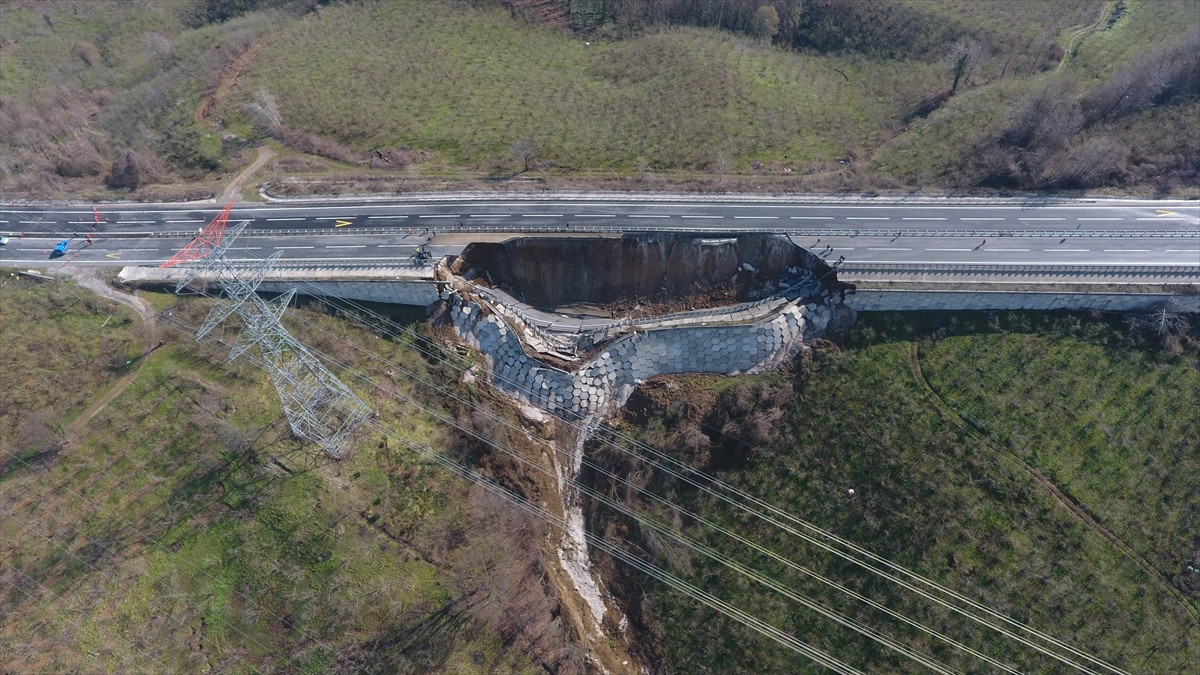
[219,146,275,203]
[54,268,159,444]
[906,342,1198,624]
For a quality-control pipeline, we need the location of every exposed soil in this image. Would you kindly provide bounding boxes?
[454,234,829,311]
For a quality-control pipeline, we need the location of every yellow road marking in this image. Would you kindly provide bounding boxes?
[1156,210,1177,217]
[105,252,122,259]
[335,219,353,227]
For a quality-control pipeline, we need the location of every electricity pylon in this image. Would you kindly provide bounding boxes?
[162,204,371,458]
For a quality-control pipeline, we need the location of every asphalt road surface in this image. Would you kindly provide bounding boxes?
[2,195,1196,280]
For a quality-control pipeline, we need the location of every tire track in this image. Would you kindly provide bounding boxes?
[906,341,1199,625]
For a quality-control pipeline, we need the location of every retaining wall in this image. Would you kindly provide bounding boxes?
[449,296,836,421]
[256,280,440,306]
[847,290,1200,313]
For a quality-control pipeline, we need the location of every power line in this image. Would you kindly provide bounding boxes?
[274,276,1127,674]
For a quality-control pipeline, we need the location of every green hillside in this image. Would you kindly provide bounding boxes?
[1,0,1196,198]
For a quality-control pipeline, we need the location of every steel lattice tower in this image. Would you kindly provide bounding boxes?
[162,211,371,459]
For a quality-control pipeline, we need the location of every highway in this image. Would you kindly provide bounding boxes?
[1,195,1197,280]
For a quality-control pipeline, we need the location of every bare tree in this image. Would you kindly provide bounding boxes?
[946,37,984,93]
[143,32,173,69]
[244,88,283,132]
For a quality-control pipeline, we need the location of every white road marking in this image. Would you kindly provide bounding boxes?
[378,244,415,248]
[577,214,615,217]
[1018,217,1065,221]
[273,246,314,249]
[960,217,1005,221]
[868,247,911,251]
[830,247,855,250]
[926,248,972,251]
[267,217,306,221]
[1045,248,1090,252]
[847,217,889,220]
[1137,217,1184,220]
[1164,249,1200,252]
[988,248,1030,252]
[419,214,458,218]
[315,217,348,220]
[1103,249,1151,252]
[1077,218,1122,221]
[367,215,395,219]
[790,216,832,220]
[682,215,722,219]
[19,221,53,224]
[733,216,779,220]
[470,213,511,217]
[629,214,671,218]
[902,217,947,221]
[326,245,367,248]
[523,214,562,217]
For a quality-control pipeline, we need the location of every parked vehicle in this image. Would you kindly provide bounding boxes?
[50,239,70,258]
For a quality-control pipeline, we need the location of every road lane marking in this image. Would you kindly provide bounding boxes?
[1077,218,1122,221]
[377,244,413,248]
[19,221,53,224]
[682,215,722,219]
[334,220,353,227]
[1103,249,1151,252]
[733,216,779,219]
[847,217,889,220]
[1156,210,1177,216]
[326,245,367,248]
[523,214,562,217]
[105,252,121,258]
[1018,217,1065,221]
[367,215,395,219]
[1165,249,1199,252]
[988,248,1030,252]
[902,217,947,221]
[629,214,671,218]
[273,246,314,249]
[419,214,458,218]
[1137,217,1184,220]
[830,247,855,250]
[470,213,511,217]
[577,214,615,217]
[868,247,911,251]
[790,216,832,220]
[960,217,1004,221]
[267,217,306,221]
[1045,248,1090,252]
[926,248,972,251]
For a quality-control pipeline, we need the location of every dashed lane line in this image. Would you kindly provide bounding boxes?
[273,246,315,249]
[266,217,306,221]
[577,214,615,217]
[988,248,1031,252]
[961,217,1005,221]
[733,216,779,220]
[790,216,832,220]
[926,248,972,251]
[868,247,912,251]
[902,217,947,221]
[1045,248,1090,252]
[522,214,562,217]
[1103,249,1152,252]
[419,214,459,218]
[629,214,671,218]
[470,213,511,217]
[1018,217,1065,221]
[1077,218,1123,221]
[847,217,890,220]
[681,215,722,219]
[326,245,367,248]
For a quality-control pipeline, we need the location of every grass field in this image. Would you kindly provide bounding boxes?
[595,310,1199,673]
[0,276,556,672]
[2,0,1196,195]
[231,0,943,173]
